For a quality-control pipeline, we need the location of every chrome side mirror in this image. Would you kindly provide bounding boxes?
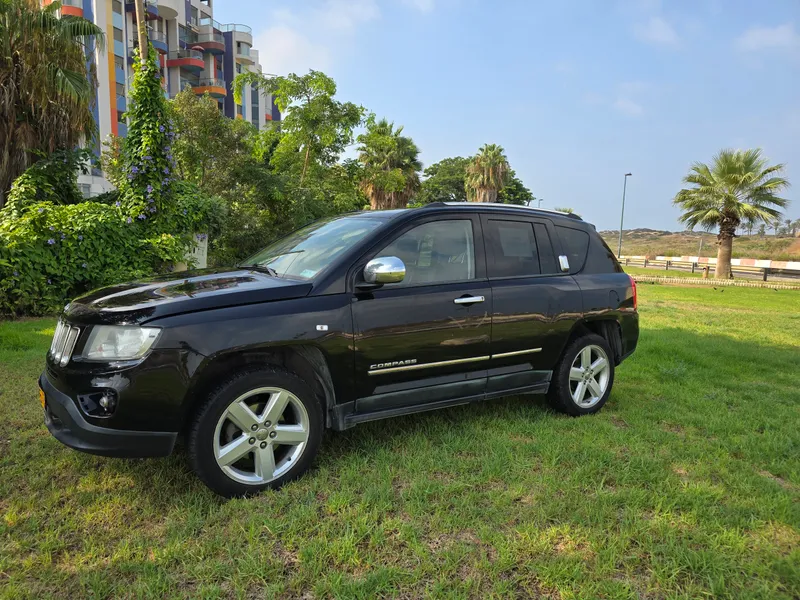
[364,256,405,284]
[558,255,570,272]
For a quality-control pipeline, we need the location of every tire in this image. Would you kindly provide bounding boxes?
[188,367,323,498]
[547,334,615,416]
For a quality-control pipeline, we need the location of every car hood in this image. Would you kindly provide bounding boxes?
[64,268,313,325]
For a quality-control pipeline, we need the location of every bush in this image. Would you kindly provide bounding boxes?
[0,200,189,316]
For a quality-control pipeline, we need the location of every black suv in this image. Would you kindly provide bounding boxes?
[40,203,638,497]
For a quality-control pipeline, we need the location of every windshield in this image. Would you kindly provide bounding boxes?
[241,215,384,280]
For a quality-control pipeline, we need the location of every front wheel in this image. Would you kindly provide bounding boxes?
[187,367,323,498]
[547,334,615,416]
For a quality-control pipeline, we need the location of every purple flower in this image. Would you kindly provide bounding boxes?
[115,201,121,207]
[78,235,83,241]
[38,208,44,213]
[159,125,165,132]
[143,155,152,161]
[81,262,87,268]
[148,206,157,213]
[147,197,154,203]
[47,279,52,284]
[47,238,55,245]
[49,226,55,231]
[126,217,133,224]
[60,234,66,240]
[13,271,18,276]
[131,165,139,174]
[146,184,153,193]
[182,209,188,215]
[163,167,170,175]
[128,174,134,180]
[137,214,146,220]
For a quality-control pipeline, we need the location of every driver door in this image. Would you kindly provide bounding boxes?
[350,215,492,415]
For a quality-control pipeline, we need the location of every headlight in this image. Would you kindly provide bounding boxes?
[82,326,161,361]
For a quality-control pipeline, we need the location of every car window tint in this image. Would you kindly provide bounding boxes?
[486,220,540,277]
[555,225,590,272]
[533,223,559,274]
[377,220,475,286]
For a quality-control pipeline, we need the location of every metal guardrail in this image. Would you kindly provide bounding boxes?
[197,78,226,88]
[196,32,224,44]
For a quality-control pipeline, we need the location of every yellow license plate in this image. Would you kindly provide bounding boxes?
[39,387,46,409]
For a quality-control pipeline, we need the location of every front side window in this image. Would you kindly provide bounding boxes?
[242,216,384,280]
[377,220,475,286]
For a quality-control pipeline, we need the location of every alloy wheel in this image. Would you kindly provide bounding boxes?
[568,344,611,408]
[213,387,310,485]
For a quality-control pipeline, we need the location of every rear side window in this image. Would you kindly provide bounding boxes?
[584,233,624,273]
[486,220,540,277]
[555,226,589,272]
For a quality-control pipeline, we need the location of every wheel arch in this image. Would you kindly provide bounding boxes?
[181,345,337,432]
[561,318,624,365]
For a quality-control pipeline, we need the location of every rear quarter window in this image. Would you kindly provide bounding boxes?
[583,233,624,274]
[555,225,589,272]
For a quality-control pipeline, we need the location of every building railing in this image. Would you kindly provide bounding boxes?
[221,23,252,34]
[196,32,224,45]
[168,49,203,61]
[199,16,221,30]
[197,78,226,89]
[149,30,166,43]
[61,0,82,6]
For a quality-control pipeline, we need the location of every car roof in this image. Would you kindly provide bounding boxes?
[353,203,584,223]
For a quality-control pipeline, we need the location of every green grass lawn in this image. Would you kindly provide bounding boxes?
[1,286,799,599]
[625,266,704,279]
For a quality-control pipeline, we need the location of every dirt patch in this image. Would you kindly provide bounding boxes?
[610,416,629,429]
[758,470,795,491]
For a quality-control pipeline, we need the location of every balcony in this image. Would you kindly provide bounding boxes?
[156,0,180,20]
[125,0,159,20]
[223,24,253,47]
[166,49,204,72]
[149,30,168,54]
[194,78,227,98]
[59,0,83,17]
[194,33,225,54]
[236,46,254,65]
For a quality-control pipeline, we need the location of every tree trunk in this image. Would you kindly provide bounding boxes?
[300,144,311,186]
[715,223,735,279]
[134,0,148,63]
[486,188,498,203]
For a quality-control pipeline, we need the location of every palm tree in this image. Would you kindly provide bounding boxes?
[554,206,582,218]
[357,117,422,210]
[465,144,510,203]
[673,148,790,279]
[0,0,105,207]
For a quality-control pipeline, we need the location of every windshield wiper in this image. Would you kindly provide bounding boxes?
[244,264,279,277]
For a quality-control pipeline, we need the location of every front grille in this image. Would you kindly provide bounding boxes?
[49,320,81,367]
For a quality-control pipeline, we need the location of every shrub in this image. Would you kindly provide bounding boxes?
[0,201,187,316]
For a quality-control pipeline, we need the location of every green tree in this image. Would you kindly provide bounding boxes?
[168,89,256,195]
[465,144,510,203]
[233,70,363,185]
[673,148,790,279]
[417,157,470,204]
[497,170,533,206]
[357,116,422,210]
[0,0,105,206]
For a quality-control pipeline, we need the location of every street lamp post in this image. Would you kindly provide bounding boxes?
[617,173,632,258]
[538,198,543,208]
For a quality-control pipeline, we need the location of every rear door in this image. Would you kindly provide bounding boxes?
[481,214,582,393]
[350,215,492,414]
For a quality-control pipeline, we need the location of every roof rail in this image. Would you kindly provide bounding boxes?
[421,201,583,220]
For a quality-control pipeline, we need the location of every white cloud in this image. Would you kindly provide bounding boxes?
[613,97,644,117]
[736,22,800,53]
[251,0,380,76]
[402,0,434,12]
[633,16,680,47]
[254,25,332,75]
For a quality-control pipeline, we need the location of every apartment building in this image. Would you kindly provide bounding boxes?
[47,0,281,196]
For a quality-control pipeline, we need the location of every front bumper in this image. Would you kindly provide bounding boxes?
[40,373,177,458]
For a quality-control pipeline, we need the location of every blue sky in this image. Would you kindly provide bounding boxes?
[213,0,800,231]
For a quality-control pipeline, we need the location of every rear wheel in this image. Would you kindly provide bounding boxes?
[547,334,615,416]
[188,367,323,497]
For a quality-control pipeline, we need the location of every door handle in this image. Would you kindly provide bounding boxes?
[454,295,485,304]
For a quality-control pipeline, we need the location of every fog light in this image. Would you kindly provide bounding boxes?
[78,390,118,417]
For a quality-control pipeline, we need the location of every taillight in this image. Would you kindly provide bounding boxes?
[629,274,638,310]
